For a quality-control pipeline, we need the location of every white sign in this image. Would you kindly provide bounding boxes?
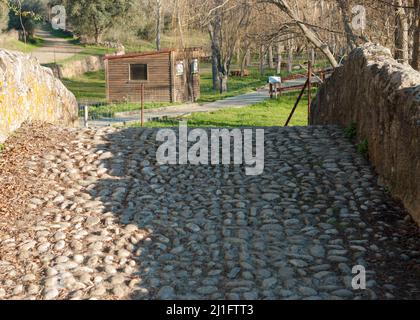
[192,59,199,74]
[176,61,184,76]
[269,76,282,84]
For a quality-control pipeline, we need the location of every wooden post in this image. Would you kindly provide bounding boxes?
[285,79,309,127]
[83,105,89,128]
[141,84,145,127]
[307,61,312,124]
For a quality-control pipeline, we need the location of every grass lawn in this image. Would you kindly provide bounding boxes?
[0,36,45,53]
[85,101,180,119]
[128,91,311,128]
[62,70,107,103]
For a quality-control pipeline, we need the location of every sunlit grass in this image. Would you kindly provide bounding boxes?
[0,37,45,53]
[62,70,107,102]
[129,91,311,128]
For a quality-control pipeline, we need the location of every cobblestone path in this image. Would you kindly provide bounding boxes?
[0,126,419,300]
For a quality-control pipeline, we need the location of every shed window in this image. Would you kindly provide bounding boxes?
[130,64,148,81]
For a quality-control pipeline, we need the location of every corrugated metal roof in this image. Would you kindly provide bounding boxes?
[104,47,204,61]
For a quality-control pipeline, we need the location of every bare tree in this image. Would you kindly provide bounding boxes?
[276,43,283,74]
[205,0,252,92]
[287,38,293,73]
[411,0,420,69]
[259,44,266,74]
[336,0,358,51]
[268,45,274,68]
[156,0,163,51]
[394,0,410,64]
[265,0,339,67]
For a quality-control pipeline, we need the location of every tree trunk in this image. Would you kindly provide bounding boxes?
[156,0,162,51]
[211,48,220,91]
[236,46,241,65]
[176,0,185,48]
[411,0,420,70]
[220,74,228,93]
[240,53,247,76]
[259,45,265,75]
[395,0,409,64]
[287,41,293,73]
[310,47,315,66]
[276,43,283,74]
[208,11,221,91]
[245,48,251,66]
[92,18,102,44]
[208,5,229,93]
[336,0,358,52]
[94,31,102,44]
[240,42,250,76]
[268,45,274,69]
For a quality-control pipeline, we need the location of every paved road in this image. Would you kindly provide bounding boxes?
[85,88,270,127]
[30,28,81,65]
[0,126,418,300]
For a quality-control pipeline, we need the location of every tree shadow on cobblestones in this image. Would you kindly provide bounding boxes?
[89,126,420,300]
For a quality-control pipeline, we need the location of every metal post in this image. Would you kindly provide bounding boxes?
[307,61,312,124]
[84,105,89,128]
[284,79,309,127]
[141,84,145,127]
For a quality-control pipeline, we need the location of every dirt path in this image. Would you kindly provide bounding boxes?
[29,28,82,65]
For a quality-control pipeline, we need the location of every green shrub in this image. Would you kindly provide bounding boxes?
[357,139,369,158]
[345,122,357,140]
[136,22,155,42]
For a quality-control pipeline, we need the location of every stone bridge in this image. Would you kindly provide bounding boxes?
[0,43,419,300]
[0,125,418,300]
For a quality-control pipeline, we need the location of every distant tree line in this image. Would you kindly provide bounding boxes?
[1,0,419,94]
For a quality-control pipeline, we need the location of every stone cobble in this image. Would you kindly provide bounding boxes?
[0,126,419,300]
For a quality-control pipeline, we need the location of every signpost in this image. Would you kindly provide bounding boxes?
[141,84,145,127]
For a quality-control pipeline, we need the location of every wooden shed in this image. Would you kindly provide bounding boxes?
[104,48,203,103]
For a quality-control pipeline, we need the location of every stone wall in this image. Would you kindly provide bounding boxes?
[0,49,78,143]
[311,43,420,224]
[49,55,104,79]
[48,46,125,79]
